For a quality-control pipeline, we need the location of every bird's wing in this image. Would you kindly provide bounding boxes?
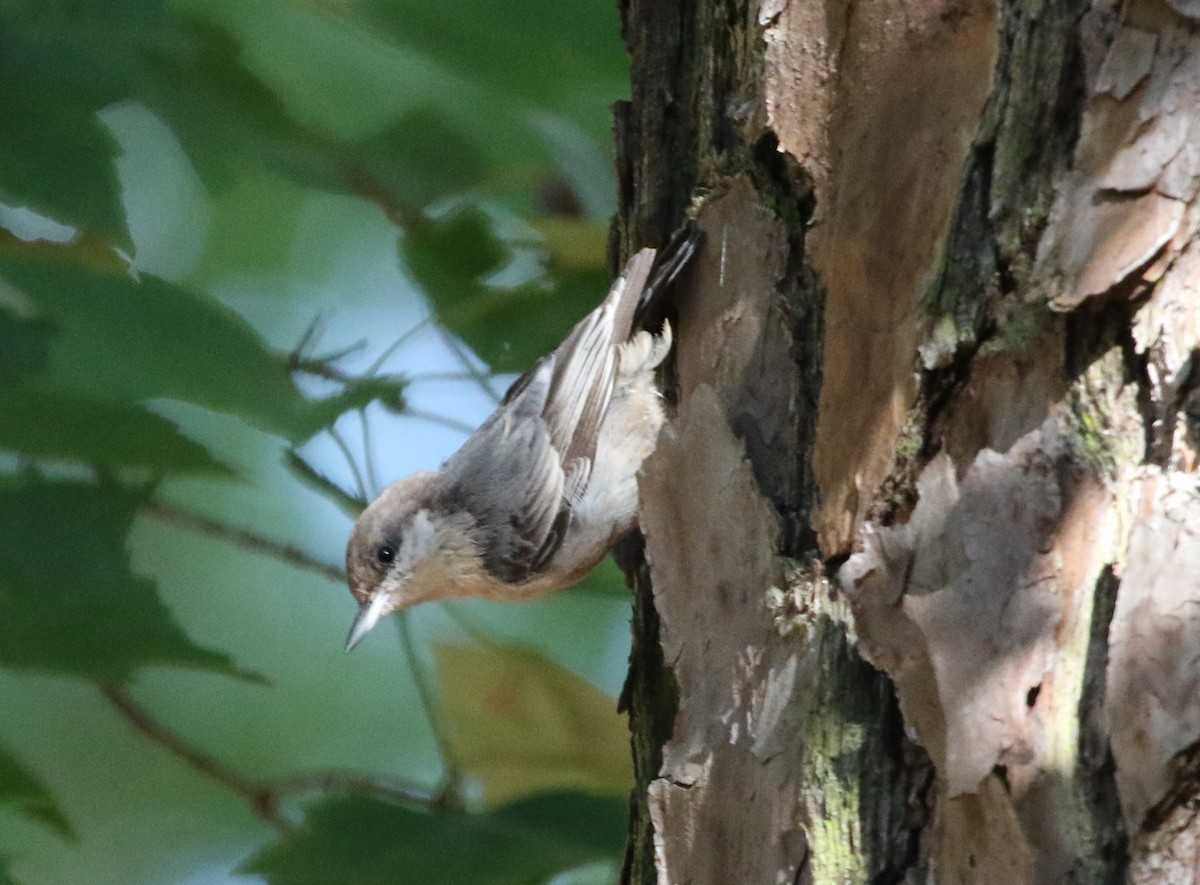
[540,247,657,492]
[439,249,659,583]
[440,359,567,583]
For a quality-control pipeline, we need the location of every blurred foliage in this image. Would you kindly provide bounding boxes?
[0,0,632,883]
[436,643,632,806]
[405,207,611,373]
[0,476,250,681]
[0,745,71,840]
[0,246,400,441]
[244,791,627,885]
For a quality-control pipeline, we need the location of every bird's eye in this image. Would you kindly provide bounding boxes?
[375,544,396,566]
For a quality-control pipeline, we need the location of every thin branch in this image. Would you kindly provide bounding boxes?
[437,326,502,403]
[143,501,343,584]
[406,370,498,384]
[289,313,325,363]
[329,426,368,502]
[395,612,462,805]
[306,337,369,367]
[290,356,400,388]
[284,449,366,518]
[98,683,441,831]
[340,162,424,232]
[366,317,435,377]
[98,682,291,832]
[359,408,381,499]
[404,407,477,436]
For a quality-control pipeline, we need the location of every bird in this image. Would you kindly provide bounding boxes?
[343,226,700,650]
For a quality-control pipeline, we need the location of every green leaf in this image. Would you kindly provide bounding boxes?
[0,0,623,255]
[0,309,53,377]
[0,741,73,839]
[0,248,367,441]
[435,643,631,806]
[0,854,16,885]
[172,0,536,200]
[0,475,248,681]
[359,0,628,140]
[243,790,626,885]
[404,207,609,373]
[320,375,407,420]
[350,110,492,210]
[134,15,353,197]
[0,384,232,475]
[0,46,127,244]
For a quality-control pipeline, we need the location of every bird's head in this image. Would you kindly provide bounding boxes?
[343,471,480,650]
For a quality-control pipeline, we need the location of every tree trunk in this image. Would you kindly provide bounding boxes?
[614,0,1200,881]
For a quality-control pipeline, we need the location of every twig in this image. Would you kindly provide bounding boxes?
[395,612,462,806]
[290,356,398,388]
[340,162,424,232]
[143,501,343,584]
[306,338,369,367]
[437,326,503,403]
[407,371,497,384]
[98,682,291,831]
[284,450,366,518]
[404,407,477,436]
[366,318,435,377]
[328,426,368,502]
[98,683,441,830]
[359,408,381,499]
[289,313,325,364]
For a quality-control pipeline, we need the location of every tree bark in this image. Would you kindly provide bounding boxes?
[615,0,1200,881]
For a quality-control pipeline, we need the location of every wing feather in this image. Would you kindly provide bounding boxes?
[543,249,655,478]
[439,244,673,584]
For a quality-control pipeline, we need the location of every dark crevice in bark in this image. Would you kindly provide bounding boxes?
[749,129,821,556]
[741,75,929,885]
[614,1,701,882]
[865,681,937,884]
[613,0,701,260]
[868,141,1002,528]
[869,0,1091,523]
[925,141,1001,349]
[1141,739,1200,838]
[1172,350,1200,466]
[1063,291,1148,400]
[988,0,1090,265]
[617,557,680,885]
[1122,300,1161,466]
[1071,564,1129,883]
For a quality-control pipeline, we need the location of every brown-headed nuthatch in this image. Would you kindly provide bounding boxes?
[344,227,700,649]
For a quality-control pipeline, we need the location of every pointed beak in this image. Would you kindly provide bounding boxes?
[345,591,390,651]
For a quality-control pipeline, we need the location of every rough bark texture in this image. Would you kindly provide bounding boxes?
[616,0,1200,881]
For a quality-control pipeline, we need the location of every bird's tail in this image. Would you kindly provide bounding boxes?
[632,222,703,330]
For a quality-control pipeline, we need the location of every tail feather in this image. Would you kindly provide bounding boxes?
[633,222,702,328]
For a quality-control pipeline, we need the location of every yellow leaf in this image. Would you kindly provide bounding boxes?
[434,642,632,807]
[528,217,609,271]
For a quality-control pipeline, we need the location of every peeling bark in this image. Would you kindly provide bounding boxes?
[616,0,1200,880]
